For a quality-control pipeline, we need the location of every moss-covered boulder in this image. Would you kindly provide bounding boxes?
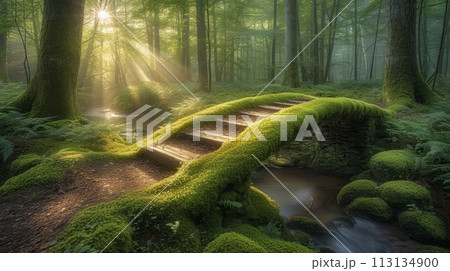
[9,154,44,176]
[225,224,311,253]
[291,230,312,246]
[398,211,447,244]
[369,150,417,182]
[346,197,393,222]
[203,232,267,253]
[286,216,325,233]
[379,181,431,209]
[415,245,450,253]
[337,180,378,206]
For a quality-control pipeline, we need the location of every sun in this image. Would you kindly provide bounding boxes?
[97,10,110,21]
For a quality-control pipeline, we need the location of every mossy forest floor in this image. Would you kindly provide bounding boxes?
[1,81,449,253]
[0,159,173,252]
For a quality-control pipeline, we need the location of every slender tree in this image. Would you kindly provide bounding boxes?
[196,0,209,92]
[282,0,299,87]
[181,0,191,82]
[11,0,85,119]
[353,0,358,80]
[270,0,277,80]
[382,0,438,106]
[0,0,9,82]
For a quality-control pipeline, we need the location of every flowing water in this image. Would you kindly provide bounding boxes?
[252,167,422,253]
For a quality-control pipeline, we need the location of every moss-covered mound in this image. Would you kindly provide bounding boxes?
[286,216,325,234]
[415,245,450,253]
[9,154,45,176]
[291,230,312,246]
[369,150,417,182]
[49,95,386,252]
[346,197,393,222]
[379,181,431,209]
[224,224,311,253]
[203,232,267,253]
[398,211,447,244]
[337,180,378,206]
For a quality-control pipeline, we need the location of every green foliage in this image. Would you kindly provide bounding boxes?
[346,197,393,222]
[369,150,417,182]
[398,211,447,245]
[217,199,243,209]
[379,181,431,209]
[286,216,325,234]
[111,83,171,114]
[337,180,378,206]
[291,230,313,247]
[0,110,53,161]
[224,224,312,253]
[257,221,282,239]
[63,244,99,253]
[9,154,45,176]
[415,246,450,253]
[203,232,267,253]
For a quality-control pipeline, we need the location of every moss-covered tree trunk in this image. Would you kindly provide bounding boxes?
[282,0,299,87]
[382,0,438,106]
[11,0,85,119]
[0,0,9,83]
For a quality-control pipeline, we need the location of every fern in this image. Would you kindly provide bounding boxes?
[257,222,282,239]
[217,199,243,209]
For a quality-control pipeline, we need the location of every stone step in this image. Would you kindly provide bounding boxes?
[184,131,228,147]
[258,105,286,112]
[239,110,269,119]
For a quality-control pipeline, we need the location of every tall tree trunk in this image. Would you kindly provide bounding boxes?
[312,0,319,84]
[431,0,449,89]
[271,0,277,80]
[154,8,160,56]
[212,6,219,82]
[181,1,191,82]
[0,0,9,82]
[323,0,340,82]
[282,0,299,87]
[229,37,234,82]
[196,0,209,92]
[382,0,438,106]
[353,0,358,80]
[370,0,382,80]
[12,0,85,119]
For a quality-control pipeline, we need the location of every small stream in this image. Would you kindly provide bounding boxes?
[252,167,422,253]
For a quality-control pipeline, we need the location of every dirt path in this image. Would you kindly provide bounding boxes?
[0,159,174,252]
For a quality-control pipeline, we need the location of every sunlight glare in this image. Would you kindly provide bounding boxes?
[97,10,110,22]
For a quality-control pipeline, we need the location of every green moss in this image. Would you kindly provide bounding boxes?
[415,245,450,253]
[337,180,378,206]
[379,181,431,209]
[286,216,325,234]
[398,211,447,244]
[369,150,417,182]
[50,96,386,252]
[9,154,45,176]
[346,198,393,222]
[291,230,312,246]
[225,224,311,253]
[203,232,267,253]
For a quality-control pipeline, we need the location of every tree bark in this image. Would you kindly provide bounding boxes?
[382,0,438,105]
[0,0,9,82]
[353,0,358,80]
[196,0,209,92]
[11,0,85,119]
[282,0,299,87]
[181,1,191,82]
[271,0,277,80]
[370,0,382,80]
[431,0,449,89]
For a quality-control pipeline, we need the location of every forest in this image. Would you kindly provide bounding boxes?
[0,0,449,254]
